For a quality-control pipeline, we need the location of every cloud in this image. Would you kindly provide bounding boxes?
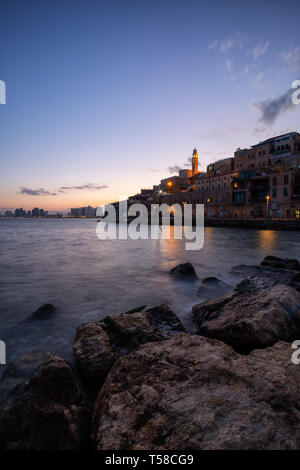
[220,38,235,55]
[209,40,218,50]
[225,59,233,71]
[58,183,108,193]
[18,183,108,196]
[167,165,182,174]
[251,71,264,89]
[251,41,270,59]
[18,187,57,196]
[219,33,244,55]
[279,46,300,68]
[149,168,160,173]
[183,158,193,167]
[255,88,296,124]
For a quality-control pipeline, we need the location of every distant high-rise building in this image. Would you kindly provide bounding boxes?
[32,207,40,217]
[192,148,198,176]
[15,208,25,217]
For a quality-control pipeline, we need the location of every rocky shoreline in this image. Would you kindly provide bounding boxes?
[1,255,300,450]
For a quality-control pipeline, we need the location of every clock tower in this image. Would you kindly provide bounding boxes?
[192,148,198,176]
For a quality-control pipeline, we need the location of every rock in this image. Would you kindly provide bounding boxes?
[261,255,300,271]
[198,277,229,296]
[193,284,300,353]
[92,334,300,450]
[201,276,224,285]
[292,272,300,291]
[169,262,198,280]
[232,262,300,293]
[0,352,90,450]
[31,303,56,319]
[235,269,294,294]
[74,305,185,386]
[73,324,117,386]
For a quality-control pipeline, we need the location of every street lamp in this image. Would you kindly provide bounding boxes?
[266,195,270,218]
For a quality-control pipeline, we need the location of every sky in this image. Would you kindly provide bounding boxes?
[1,0,300,212]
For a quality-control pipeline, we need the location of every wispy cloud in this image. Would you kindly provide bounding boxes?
[251,71,265,89]
[18,187,57,196]
[251,41,270,59]
[220,38,235,55]
[255,88,296,124]
[279,46,300,69]
[167,165,182,174]
[208,40,218,50]
[225,59,233,71]
[18,183,108,196]
[58,183,108,193]
[149,168,160,173]
[183,158,193,167]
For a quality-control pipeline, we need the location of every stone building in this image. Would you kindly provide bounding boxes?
[129,132,300,220]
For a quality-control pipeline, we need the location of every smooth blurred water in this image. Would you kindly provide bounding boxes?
[0,218,299,369]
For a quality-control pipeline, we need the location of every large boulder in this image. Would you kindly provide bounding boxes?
[234,269,295,294]
[169,262,198,280]
[231,264,300,292]
[31,303,56,319]
[74,305,185,386]
[193,284,300,353]
[92,334,300,450]
[198,277,230,296]
[261,256,300,271]
[0,352,90,450]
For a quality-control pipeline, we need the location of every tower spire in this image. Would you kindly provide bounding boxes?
[192,148,198,176]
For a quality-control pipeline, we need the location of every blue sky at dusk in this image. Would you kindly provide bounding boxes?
[1,0,300,211]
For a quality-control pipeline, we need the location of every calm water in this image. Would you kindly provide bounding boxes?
[0,218,299,370]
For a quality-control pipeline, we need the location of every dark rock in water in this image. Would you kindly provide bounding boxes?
[261,255,300,271]
[292,272,300,291]
[235,269,294,294]
[31,303,56,319]
[232,262,300,293]
[0,352,90,450]
[73,324,117,387]
[201,276,224,285]
[198,277,230,297]
[92,334,300,450]
[73,305,185,386]
[169,262,198,280]
[231,264,274,276]
[124,305,147,314]
[193,284,300,353]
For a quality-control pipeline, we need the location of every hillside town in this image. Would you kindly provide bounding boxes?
[128,131,300,220]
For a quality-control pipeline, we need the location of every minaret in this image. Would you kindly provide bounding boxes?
[192,148,198,176]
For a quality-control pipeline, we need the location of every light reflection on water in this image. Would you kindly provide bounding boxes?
[0,219,299,368]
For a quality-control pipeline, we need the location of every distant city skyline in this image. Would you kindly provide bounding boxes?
[1,0,300,211]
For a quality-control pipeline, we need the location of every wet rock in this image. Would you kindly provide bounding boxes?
[201,276,224,285]
[74,305,185,386]
[169,262,198,280]
[198,277,229,296]
[292,272,300,291]
[0,352,90,450]
[31,303,56,319]
[193,284,300,353]
[261,255,300,271]
[73,324,117,386]
[235,269,294,294]
[92,334,300,450]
